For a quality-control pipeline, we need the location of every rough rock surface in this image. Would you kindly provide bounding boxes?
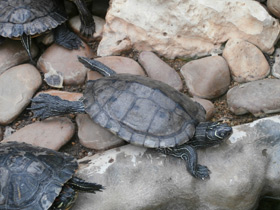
[87,56,145,80]
[0,39,38,75]
[227,79,280,116]
[181,56,230,99]
[138,51,182,90]
[223,39,270,83]
[76,114,125,150]
[3,117,75,150]
[97,0,280,58]
[37,43,93,86]
[73,116,280,210]
[0,64,42,125]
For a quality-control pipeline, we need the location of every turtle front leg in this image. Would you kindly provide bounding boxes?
[54,24,83,50]
[158,144,210,180]
[72,0,95,37]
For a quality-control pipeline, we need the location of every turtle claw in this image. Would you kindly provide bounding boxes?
[80,24,95,38]
[194,164,210,180]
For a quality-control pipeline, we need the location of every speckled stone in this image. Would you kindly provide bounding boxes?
[138,51,182,90]
[2,117,75,150]
[0,64,42,125]
[87,56,146,80]
[0,39,38,75]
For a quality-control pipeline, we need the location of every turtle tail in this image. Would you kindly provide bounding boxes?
[78,56,117,77]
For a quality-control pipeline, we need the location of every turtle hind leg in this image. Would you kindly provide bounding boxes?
[78,56,117,77]
[72,0,95,37]
[68,176,104,193]
[54,24,83,50]
[20,34,35,65]
[158,144,210,180]
[29,93,85,120]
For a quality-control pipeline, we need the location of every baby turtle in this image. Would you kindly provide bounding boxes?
[0,0,95,62]
[0,141,103,210]
[30,57,233,180]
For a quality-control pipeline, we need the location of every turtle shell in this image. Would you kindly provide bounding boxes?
[0,141,77,210]
[83,74,206,148]
[0,0,67,38]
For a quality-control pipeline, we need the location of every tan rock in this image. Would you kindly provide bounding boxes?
[0,39,38,75]
[37,43,93,86]
[138,51,182,91]
[98,0,279,59]
[223,39,270,83]
[76,114,125,150]
[181,56,230,99]
[87,56,145,80]
[0,64,42,125]
[267,0,280,18]
[69,16,105,41]
[192,97,215,121]
[3,117,75,151]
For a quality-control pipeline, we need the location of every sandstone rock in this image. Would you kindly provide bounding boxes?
[69,16,105,41]
[97,0,279,59]
[73,116,280,210]
[87,56,145,80]
[181,56,230,99]
[223,39,270,83]
[76,114,125,150]
[37,43,93,86]
[227,79,280,116]
[2,117,75,150]
[192,97,215,121]
[267,0,280,18]
[0,64,42,125]
[0,39,38,75]
[138,51,182,91]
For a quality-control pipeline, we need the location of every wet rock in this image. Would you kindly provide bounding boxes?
[69,15,105,41]
[138,51,182,91]
[76,114,125,150]
[192,96,215,121]
[181,56,230,99]
[267,0,280,18]
[74,116,280,210]
[87,56,145,80]
[227,79,280,116]
[271,48,280,78]
[2,117,75,150]
[98,0,279,58]
[0,64,42,125]
[37,43,93,86]
[223,39,270,83]
[0,39,38,75]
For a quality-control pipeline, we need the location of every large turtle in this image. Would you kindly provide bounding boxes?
[0,141,103,210]
[30,57,233,180]
[0,0,95,62]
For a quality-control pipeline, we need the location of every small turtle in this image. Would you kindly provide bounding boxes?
[0,141,103,210]
[30,57,233,180]
[0,0,95,62]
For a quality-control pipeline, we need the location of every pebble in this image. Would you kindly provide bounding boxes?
[69,15,105,41]
[227,79,280,116]
[76,114,125,150]
[180,56,230,99]
[37,42,93,87]
[138,51,183,91]
[223,39,270,83]
[2,117,75,150]
[0,39,38,75]
[0,64,42,125]
[87,56,146,80]
[267,0,280,18]
[192,96,215,121]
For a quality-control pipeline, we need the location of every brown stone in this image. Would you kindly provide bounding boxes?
[3,117,75,151]
[181,56,230,99]
[192,96,215,121]
[37,43,94,86]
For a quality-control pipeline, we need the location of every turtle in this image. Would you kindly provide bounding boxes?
[0,0,95,63]
[0,141,103,210]
[30,56,233,180]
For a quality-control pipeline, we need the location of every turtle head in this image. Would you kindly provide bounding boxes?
[190,122,232,148]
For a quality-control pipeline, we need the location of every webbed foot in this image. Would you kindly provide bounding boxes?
[194,164,210,180]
